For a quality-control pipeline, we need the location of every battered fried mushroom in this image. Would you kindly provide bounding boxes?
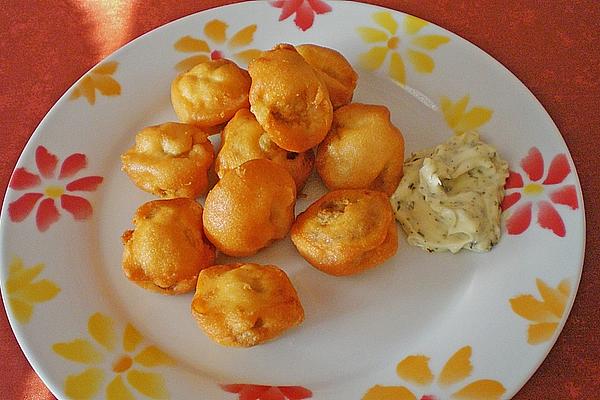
[171,59,251,129]
[191,263,304,347]
[291,189,398,276]
[296,44,358,109]
[122,198,215,294]
[203,159,297,257]
[121,122,214,198]
[316,103,405,195]
[215,109,314,191]
[248,44,333,152]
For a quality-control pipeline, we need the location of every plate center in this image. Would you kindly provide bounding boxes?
[94,77,475,386]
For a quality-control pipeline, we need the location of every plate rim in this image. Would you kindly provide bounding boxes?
[0,1,587,398]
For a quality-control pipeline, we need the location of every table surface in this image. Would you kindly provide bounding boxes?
[1,1,599,398]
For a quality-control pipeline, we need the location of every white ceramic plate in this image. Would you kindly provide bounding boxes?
[0,1,585,399]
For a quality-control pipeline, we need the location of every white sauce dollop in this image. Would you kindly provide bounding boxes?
[391,131,509,253]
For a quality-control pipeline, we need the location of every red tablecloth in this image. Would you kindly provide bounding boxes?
[1,1,599,398]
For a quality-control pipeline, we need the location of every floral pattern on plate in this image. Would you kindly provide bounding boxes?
[52,313,175,399]
[502,147,578,237]
[8,146,103,232]
[440,95,493,135]
[4,256,60,324]
[270,0,332,31]
[174,19,261,71]
[357,12,450,85]
[363,346,505,400]
[510,278,571,344]
[70,61,121,105]
[221,384,312,400]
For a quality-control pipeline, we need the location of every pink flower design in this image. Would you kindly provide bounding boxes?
[501,147,578,237]
[270,0,332,31]
[221,384,312,400]
[8,146,103,232]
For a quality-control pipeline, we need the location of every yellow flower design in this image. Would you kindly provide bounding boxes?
[53,313,174,399]
[510,278,571,345]
[70,61,121,105]
[357,12,449,85]
[363,346,506,400]
[441,95,493,135]
[5,257,60,324]
[174,19,261,71]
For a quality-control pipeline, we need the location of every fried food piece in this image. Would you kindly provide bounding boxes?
[316,103,405,195]
[291,189,398,276]
[121,122,214,198]
[122,198,216,295]
[203,159,296,257]
[296,44,358,109]
[171,59,251,129]
[191,263,304,347]
[248,44,333,152]
[215,109,314,191]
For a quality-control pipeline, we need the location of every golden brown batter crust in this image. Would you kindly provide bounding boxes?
[191,263,304,347]
[122,198,215,294]
[248,44,332,152]
[296,44,358,109]
[291,189,398,276]
[121,122,214,198]
[215,109,314,191]
[171,59,251,129]
[316,103,405,195]
[203,158,297,257]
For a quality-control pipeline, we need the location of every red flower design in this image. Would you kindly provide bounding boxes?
[270,0,332,31]
[8,146,103,232]
[221,384,312,400]
[502,147,578,237]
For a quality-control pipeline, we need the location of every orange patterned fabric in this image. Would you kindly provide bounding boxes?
[1,1,599,399]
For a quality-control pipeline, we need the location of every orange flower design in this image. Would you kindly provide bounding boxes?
[357,12,449,85]
[363,346,505,400]
[5,257,60,324]
[174,19,261,71]
[440,95,493,135]
[510,278,571,344]
[70,61,121,105]
[53,313,174,399]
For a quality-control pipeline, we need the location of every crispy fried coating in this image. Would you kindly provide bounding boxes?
[215,109,314,191]
[316,103,405,195]
[191,263,304,347]
[248,44,333,152]
[296,44,358,109]
[171,59,251,129]
[291,189,398,276]
[121,198,216,295]
[203,159,297,257]
[121,122,214,198]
